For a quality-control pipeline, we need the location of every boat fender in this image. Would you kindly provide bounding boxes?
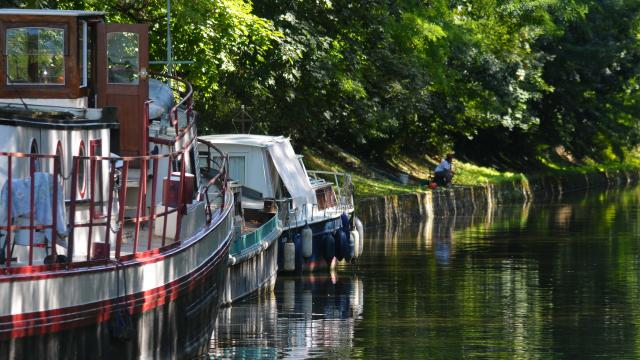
[334,229,347,261]
[293,233,303,270]
[284,239,296,272]
[342,228,352,262]
[354,216,364,258]
[349,230,359,260]
[341,212,351,231]
[323,234,335,263]
[302,225,313,258]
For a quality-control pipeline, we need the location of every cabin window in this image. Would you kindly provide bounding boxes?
[5,27,65,85]
[77,141,86,198]
[107,32,139,84]
[228,156,246,185]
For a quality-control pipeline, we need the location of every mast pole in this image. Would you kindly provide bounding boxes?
[167,0,172,77]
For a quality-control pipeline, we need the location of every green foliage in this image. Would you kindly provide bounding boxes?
[10,0,640,169]
[534,0,640,162]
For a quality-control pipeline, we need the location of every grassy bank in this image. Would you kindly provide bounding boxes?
[302,147,526,198]
[302,146,640,198]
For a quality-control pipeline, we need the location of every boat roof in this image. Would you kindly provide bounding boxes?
[199,134,288,148]
[0,9,105,17]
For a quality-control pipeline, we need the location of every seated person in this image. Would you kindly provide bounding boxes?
[434,154,454,186]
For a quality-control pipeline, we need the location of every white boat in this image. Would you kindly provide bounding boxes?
[198,134,363,272]
[0,9,233,359]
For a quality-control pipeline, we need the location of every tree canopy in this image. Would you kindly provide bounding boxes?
[7,0,640,168]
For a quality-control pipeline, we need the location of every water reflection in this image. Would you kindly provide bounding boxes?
[212,187,640,359]
[211,274,363,359]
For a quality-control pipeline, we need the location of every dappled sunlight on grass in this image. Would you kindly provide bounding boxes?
[302,146,640,198]
[453,162,524,186]
[302,147,526,197]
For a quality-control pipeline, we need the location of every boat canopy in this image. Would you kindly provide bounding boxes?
[266,137,315,207]
[199,135,315,207]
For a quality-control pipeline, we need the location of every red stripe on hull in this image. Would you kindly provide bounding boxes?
[0,232,230,340]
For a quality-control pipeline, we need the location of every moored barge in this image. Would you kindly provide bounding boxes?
[0,9,233,359]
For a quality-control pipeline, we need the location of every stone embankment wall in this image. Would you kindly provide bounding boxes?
[355,169,640,225]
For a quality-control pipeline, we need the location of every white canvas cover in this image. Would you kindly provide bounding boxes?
[267,138,315,208]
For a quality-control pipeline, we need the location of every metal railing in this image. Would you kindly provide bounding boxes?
[229,214,279,257]
[148,73,195,147]
[307,170,355,211]
[197,138,229,223]
[0,77,229,271]
[0,152,62,267]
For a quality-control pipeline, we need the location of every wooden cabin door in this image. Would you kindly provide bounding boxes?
[96,23,149,159]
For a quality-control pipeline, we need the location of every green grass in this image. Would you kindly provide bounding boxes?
[453,162,525,186]
[302,147,527,197]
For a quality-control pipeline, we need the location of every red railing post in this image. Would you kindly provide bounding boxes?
[104,160,115,259]
[5,156,12,268]
[28,156,35,265]
[68,157,78,264]
[87,156,95,261]
[148,157,159,250]
[133,158,147,255]
[51,155,58,256]
[161,154,172,246]
[173,154,186,243]
[115,162,129,259]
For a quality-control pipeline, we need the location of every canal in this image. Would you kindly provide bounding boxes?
[210,186,640,359]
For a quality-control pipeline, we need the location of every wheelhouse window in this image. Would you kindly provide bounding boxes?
[107,32,139,84]
[202,155,245,185]
[6,27,65,85]
[228,156,246,185]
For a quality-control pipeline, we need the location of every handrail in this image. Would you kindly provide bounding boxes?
[197,138,229,222]
[307,170,354,211]
[230,214,279,258]
[148,72,193,138]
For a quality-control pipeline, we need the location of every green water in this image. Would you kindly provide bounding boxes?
[211,187,640,359]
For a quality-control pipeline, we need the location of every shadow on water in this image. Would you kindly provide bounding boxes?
[211,186,640,359]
